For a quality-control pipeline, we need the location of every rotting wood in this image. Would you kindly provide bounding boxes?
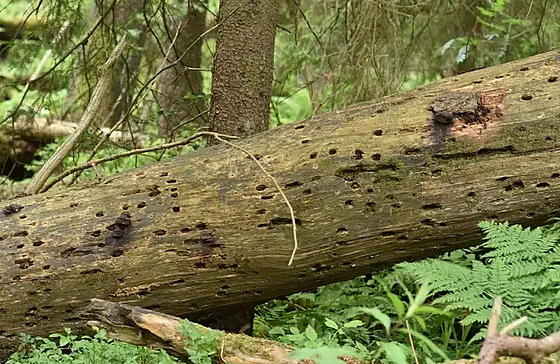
[87,298,560,364]
[0,116,147,144]
[0,50,560,357]
[86,298,363,364]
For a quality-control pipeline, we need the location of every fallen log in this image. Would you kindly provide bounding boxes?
[0,116,147,182]
[0,50,560,357]
[86,298,362,364]
[2,116,146,145]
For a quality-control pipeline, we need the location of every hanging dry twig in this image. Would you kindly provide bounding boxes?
[212,134,299,267]
[477,296,560,364]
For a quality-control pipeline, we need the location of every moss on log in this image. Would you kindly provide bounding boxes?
[0,50,559,356]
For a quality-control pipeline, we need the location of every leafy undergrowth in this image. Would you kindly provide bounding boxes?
[7,328,178,364]
[255,220,560,363]
[9,220,560,364]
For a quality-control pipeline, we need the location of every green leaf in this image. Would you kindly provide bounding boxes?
[269,326,285,335]
[325,318,339,330]
[342,320,363,329]
[413,305,451,316]
[413,316,427,331]
[357,307,391,334]
[406,282,432,319]
[477,6,495,17]
[305,325,318,341]
[380,341,408,364]
[397,328,450,361]
[58,337,69,347]
[387,292,406,318]
[290,346,358,364]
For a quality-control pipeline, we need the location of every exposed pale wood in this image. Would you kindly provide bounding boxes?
[0,50,560,357]
[1,117,145,144]
[87,298,363,363]
[478,297,560,364]
[87,298,560,364]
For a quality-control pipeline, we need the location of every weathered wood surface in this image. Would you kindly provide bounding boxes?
[86,298,363,363]
[1,50,560,356]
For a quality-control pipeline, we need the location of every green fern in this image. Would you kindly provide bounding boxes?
[396,221,560,338]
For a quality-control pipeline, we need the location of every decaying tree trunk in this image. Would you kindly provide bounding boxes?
[156,0,208,136]
[0,50,560,357]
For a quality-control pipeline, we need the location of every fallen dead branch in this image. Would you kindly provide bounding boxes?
[86,298,362,364]
[477,296,560,364]
[3,116,146,144]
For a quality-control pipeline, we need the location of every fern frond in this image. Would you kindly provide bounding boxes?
[396,260,472,292]
[397,220,560,339]
[508,259,547,278]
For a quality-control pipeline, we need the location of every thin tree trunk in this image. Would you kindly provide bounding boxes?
[0,50,559,358]
[157,0,208,137]
[208,0,279,143]
[63,0,147,127]
[202,0,279,333]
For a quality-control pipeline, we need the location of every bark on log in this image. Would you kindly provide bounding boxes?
[86,298,362,363]
[1,50,560,357]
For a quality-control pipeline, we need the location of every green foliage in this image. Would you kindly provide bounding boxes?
[256,272,455,363]
[178,320,223,364]
[439,0,558,71]
[290,346,359,364]
[396,221,560,339]
[258,220,560,363]
[7,327,178,364]
[270,89,312,127]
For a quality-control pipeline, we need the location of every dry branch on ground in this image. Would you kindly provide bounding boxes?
[86,298,362,364]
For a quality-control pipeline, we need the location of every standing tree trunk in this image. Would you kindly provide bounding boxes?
[157,0,208,137]
[208,0,279,143]
[453,0,484,75]
[201,0,279,332]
